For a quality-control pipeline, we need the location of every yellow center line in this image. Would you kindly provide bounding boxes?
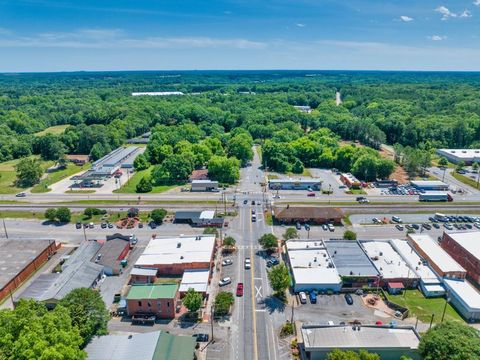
[249,207,259,360]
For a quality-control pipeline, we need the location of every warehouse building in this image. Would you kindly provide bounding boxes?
[134,235,216,276]
[408,234,466,280]
[91,146,143,176]
[441,231,480,285]
[86,330,195,360]
[126,284,179,319]
[410,180,449,191]
[0,239,57,303]
[301,324,421,360]
[286,240,342,293]
[174,210,224,227]
[273,206,344,225]
[436,149,480,165]
[443,278,480,322]
[190,180,218,192]
[268,179,321,190]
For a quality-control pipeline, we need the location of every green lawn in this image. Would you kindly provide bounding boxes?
[31,163,91,193]
[286,168,312,177]
[34,125,69,136]
[113,166,177,194]
[347,188,367,195]
[389,289,464,324]
[452,172,480,190]
[0,157,54,194]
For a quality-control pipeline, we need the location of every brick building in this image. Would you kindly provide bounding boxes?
[126,284,179,319]
[441,231,480,285]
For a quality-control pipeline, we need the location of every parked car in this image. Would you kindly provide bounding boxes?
[15,192,26,197]
[395,224,404,231]
[138,222,143,228]
[411,224,420,230]
[75,222,82,229]
[296,222,302,230]
[251,201,255,205]
[432,223,440,229]
[243,199,248,204]
[219,277,232,287]
[304,224,310,231]
[101,222,107,229]
[309,292,317,304]
[345,293,354,305]
[222,259,233,266]
[108,223,114,229]
[327,321,335,326]
[322,224,328,231]
[444,223,453,230]
[422,223,432,230]
[327,224,335,232]
[236,283,244,297]
[192,334,209,342]
[89,222,94,229]
[267,258,279,267]
[299,292,307,304]
[244,258,251,270]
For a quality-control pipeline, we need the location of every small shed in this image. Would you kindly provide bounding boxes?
[387,281,405,295]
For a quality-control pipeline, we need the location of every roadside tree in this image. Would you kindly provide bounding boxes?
[133,153,150,171]
[267,263,290,299]
[214,291,234,316]
[55,207,71,222]
[326,349,380,360]
[438,157,449,168]
[223,236,236,247]
[208,156,240,184]
[259,233,278,252]
[282,228,298,242]
[182,288,203,317]
[150,208,167,224]
[136,176,152,193]
[343,230,357,240]
[15,157,43,187]
[44,208,57,222]
[456,160,466,173]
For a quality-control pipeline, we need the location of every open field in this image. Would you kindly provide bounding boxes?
[31,163,91,193]
[113,166,177,194]
[0,157,54,194]
[389,289,464,324]
[34,125,69,136]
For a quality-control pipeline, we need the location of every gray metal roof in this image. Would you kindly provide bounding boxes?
[131,268,158,276]
[174,211,202,220]
[325,240,379,277]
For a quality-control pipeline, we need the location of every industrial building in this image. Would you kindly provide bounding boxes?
[174,210,224,227]
[408,234,466,280]
[286,240,342,293]
[91,146,143,176]
[134,235,216,276]
[86,331,196,360]
[0,239,57,303]
[436,149,480,165]
[443,279,480,322]
[273,206,344,225]
[340,173,361,189]
[301,324,421,360]
[268,179,321,190]
[179,269,210,296]
[410,180,449,191]
[126,284,179,319]
[92,234,131,276]
[441,231,480,285]
[190,180,218,192]
[16,241,104,307]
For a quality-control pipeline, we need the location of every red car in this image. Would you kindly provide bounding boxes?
[236,283,244,297]
[307,192,315,197]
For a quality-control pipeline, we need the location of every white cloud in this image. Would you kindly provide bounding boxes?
[296,23,306,27]
[474,0,480,6]
[459,10,472,18]
[400,16,414,22]
[429,35,447,41]
[435,6,472,20]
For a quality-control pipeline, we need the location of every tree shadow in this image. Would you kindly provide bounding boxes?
[263,295,286,315]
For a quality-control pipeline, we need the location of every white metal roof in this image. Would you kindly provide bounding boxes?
[269,178,321,184]
[191,180,218,184]
[444,279,480,311]
[200,210,215,220]
[130,268,158,277]
[131,91,184,96]
[409,234,466,274]
[446,231,480,260]
[179,269,209,293]
[410,180,448,187]
[135,235,215,267]
[437,149,480,160]
[286,240,326,251]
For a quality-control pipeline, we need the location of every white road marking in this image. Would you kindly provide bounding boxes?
[255,285,262,298]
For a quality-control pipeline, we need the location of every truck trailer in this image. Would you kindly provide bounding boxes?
[419,191,452,202]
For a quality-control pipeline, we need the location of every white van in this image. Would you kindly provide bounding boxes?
[299,292,307,304]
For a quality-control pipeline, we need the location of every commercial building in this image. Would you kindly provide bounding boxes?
[93,234,131,276]
[410,180,449,191]
[443,279,480,322]
[174,210,224,227]
[286,240,342,293]
[301,324,421,360]
[437,149,480,165]
[179,269,210,296]
[0,239,57,303]
[441,231,480,285]
[374,179,398,188]
[324,240,379,287]
[129,268,158,284]
[91,146,142,176]
[408,234,466,280]
[273,206,344,225]
[340,173,361,189]
[86,330,196,360]
[293,105,313,113]
[16,241,104,307]
[189,169,209,181]
[132,91,184,96]
[126,284,179,319]
[135,235,216,276]
[268,179,321,190]
[190,180,218,192]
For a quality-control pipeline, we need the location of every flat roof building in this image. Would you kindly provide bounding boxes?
[443,279,480,322]
[436,149,480,165]
[325,240,379,277]
[286,240,342,293]
[301,324,421,360]
[340,173,361,189]
[441,231,480,285]
[91,146,142,176]
[135,235,216,275]
[191,180,218,192]
[273,206,344,225]
[268,179,321,190]
[92,234,131,276]
[174,210,224,227]
[126,284,179,319]
[0,239,57,303]
[408,234,466,280]
[410,180,449,191]
[179,269,210,296]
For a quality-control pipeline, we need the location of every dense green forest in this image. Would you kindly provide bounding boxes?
[1,71,479,174]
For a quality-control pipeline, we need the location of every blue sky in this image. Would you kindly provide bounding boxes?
[0,0,479,71]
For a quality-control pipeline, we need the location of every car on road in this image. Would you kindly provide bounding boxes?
[243,199,248,204]
[192,334,209,342]
[391,216,402,223]
[296,222,302,230]
[222,259,233,266]
[309,292,317,304]
[405,224,413,230]
[345,293,354,305]
[395,224,404,231]
[251,209,256,215]
[251,214,257,222]
[251,200,255,205]
[299,292,307,304]
[372,218,381,224]
[266,258,279,267]
[236,283,244,297]
[244,258,251,269]
[307,192,315,197]
[15,192,27,197]
[75,222,82,229]
[327,321,335,326]
[219,277,232,287]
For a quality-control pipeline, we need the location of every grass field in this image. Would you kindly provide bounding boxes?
[34,125,69,136]
[31,163,91,193]
[389,289,464,324]
[0,157,54,194]
[113,166,177,194]
[452,172,480,190]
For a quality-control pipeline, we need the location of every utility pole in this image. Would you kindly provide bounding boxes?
[211,305,215,343]
[429,313,435,330]
[2,218,8,239]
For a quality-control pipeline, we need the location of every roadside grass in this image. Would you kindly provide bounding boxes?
[31,163,91,193]
[65,190,96,194]
[452,172,480,190]
[0,157,54,194]
[431,155,455,169]
[346,189,367,195]
[267,174,279,180]
[0,210,46,220]
[265,212,273,225]
[286,169,311,177]
[389,289,464,324]
[343,215,352,226]
[113,166,178,194]
[34,125,69,136]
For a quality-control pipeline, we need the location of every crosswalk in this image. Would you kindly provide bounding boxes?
[235,245,262,250]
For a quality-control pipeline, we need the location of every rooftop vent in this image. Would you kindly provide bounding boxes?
[314,257,317,262]
[177,242,182,248]
[180,256,184,259]
[128,335,133,339]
